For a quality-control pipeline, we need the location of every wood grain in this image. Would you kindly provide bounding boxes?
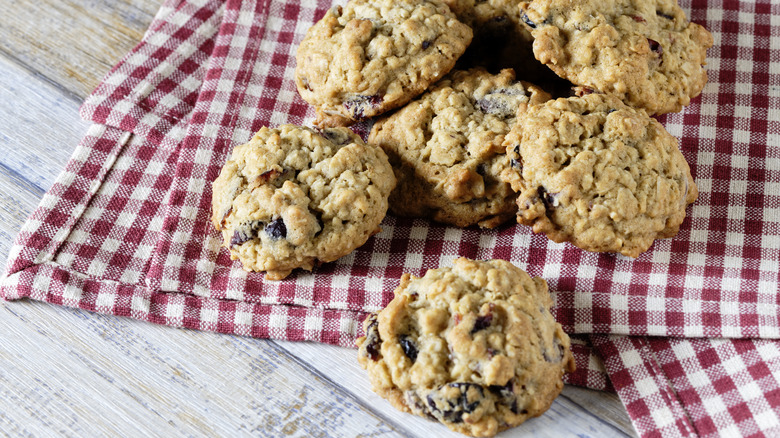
[0,54,88,190]
[0,1,637,436]
[0,301,402,437]
[0,167,43,265]
[0,0,161,100]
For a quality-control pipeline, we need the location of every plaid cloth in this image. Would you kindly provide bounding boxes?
[2,0,779,436]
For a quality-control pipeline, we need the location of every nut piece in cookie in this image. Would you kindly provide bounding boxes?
[356,258,575,437]
[520,0,713,115]
[211,124,396,280]
[295,0,473,127]
[503,93,698,257]
[368,68,551,229]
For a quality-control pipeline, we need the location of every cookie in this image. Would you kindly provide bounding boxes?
[211,125,396,280]
[295,0,473,127]
[520,0,713,115]
[356,257,575,437]
[503,93,698,257]
[368,68,550,228]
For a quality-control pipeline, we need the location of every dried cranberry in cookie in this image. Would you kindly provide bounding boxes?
[211,125,395,280]
[295,0,472,127]
[357,258,574,437]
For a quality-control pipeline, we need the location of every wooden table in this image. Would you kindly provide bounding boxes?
[0,1,636,436]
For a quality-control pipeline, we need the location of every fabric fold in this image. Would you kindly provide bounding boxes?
[592,335,780,437]
[592,335,698,437]
[79,0,223,139]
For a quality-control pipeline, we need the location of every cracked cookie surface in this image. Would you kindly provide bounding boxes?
[520,0,713,115]
[503,93,698,257]
[211,124,395,280]
[357,258,574,437]
[295,0,472,127]
[368,68,550,228]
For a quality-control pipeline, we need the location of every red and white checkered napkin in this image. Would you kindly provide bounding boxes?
[2,0,778,436]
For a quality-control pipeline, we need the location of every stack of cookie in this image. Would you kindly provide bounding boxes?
[291,0,708,435]
[293,0,712,259]
[212,0,711,435]
[212,0,471,281]
[213,0,711,276]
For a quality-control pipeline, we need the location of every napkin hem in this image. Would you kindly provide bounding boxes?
[1,260,365,348]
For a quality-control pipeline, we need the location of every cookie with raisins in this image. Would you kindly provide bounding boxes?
[356,258,574,437]
[503,93,698,257]
[520,0,713,115]
[211,124,395,280]
[295,0,472,127]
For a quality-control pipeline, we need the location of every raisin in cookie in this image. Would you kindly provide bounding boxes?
[520,0,713,115]
[503,93,698,257]
[211,125,396,280]
[357,258,574,437]
[295,0,473,127]
[368,68,550,228]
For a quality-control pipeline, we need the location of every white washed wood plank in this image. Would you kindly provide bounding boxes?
[0,169,45,269]
[276,340,637,437]
[0,53,89,191]
[0,300,406,437]
[560,385,636,435]
[0,0,160,99]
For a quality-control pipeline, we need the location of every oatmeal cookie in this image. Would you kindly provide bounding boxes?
[368,68,550,228]
[295,0,473,127]
[211,125,396,280]
[520,0,713,115]
[503,93,698,257]
[356,258,574,437]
